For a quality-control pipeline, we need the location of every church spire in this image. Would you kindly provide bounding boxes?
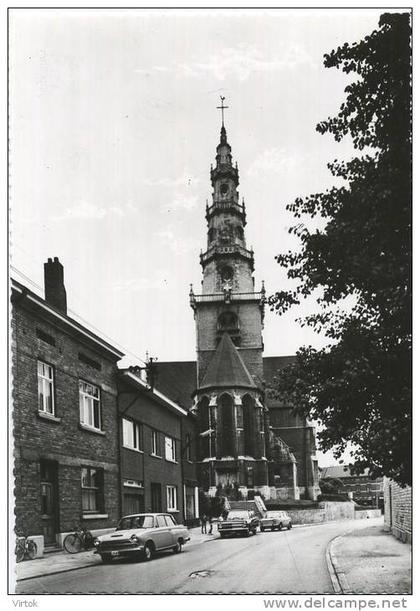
[217,95,229,127]
[217,96,229,144]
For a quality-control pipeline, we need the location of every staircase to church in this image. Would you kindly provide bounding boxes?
[229,496,266,519]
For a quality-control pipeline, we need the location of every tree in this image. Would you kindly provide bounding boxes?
[269,13,411,486]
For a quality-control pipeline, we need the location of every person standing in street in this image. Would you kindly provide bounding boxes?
[200,513,207,534]
[208,515,213,535]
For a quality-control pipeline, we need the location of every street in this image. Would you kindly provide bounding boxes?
[16,520,368,595]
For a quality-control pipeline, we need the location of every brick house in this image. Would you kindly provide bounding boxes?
[11,258,124,549]
[118,367,199,525]
[11,258,200,552]
[383,478,412,543]
[319,465,384,506]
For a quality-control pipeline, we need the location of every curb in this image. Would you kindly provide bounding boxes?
[326,534,352,595]
[16,558,101,583]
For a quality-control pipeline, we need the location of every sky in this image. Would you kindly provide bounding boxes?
[9,7,397,466]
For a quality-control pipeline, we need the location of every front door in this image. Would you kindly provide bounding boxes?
[40,460,59,545]
[151,483,162,512]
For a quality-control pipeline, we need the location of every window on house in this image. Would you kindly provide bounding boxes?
[151,430,160,456]
[166,485,178,511]
[165,436,176,462]
[38,361,55,415]
[185,433,192,462]
[81,467,104,513]
[79,380,101,430]
[122,418,142,451]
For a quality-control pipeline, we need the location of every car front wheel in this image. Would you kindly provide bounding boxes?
[100,554,112,564]
[143,543,153,561]
[288,523,292,530]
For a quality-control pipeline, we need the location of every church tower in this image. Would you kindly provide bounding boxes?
[190,99,270,496]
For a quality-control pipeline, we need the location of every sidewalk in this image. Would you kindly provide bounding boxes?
[328,521,411,595]
[14,526,215,582]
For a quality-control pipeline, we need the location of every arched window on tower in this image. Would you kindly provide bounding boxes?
[242,394,256,457]
[217,311,241,346]
[219,393,235,457]
[198,396,210,460]
[236,403,244,456]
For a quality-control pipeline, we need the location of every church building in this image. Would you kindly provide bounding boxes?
[156,103,320,502]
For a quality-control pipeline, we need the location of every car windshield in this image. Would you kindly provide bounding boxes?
[227,511,249,519]
[266,511,282,518]
[116,515,154,530]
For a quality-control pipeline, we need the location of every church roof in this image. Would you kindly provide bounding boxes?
[154,354,296,410]
[199,333,257,391]
[319,465,371,479]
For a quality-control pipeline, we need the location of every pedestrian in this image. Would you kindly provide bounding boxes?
[200,513,207,534]
[208,515,213,535]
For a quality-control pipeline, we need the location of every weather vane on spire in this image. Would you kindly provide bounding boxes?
[217,96,229,126]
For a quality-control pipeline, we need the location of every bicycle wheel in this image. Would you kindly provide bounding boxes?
[63,533,82,553]
[15,541,25,563]
[26,540,37,560]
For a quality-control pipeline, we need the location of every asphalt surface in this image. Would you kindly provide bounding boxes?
[15,520,373,595]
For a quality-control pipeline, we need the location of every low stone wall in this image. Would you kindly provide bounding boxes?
[355,509,382,520]
[285,501,355,525]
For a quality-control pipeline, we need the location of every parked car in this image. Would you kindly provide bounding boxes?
[217,510,259,538]
[260,510,292,532]
[94,513,190,563]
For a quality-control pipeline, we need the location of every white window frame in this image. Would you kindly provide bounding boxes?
[37,360,55,415]
[151,429,160,456]
[166,485,178,511]
[79,380,101,431]
[165,436,177,462]
[122,418,142,451]
[81,466,103,513]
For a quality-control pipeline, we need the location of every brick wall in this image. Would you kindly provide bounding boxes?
[118,379,186,522]
[383,478,412,543]
[12,299,121,541]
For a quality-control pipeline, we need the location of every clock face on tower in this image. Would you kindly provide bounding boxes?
[220,183,229,196]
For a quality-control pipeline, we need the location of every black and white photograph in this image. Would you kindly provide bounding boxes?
[8,4,412,602]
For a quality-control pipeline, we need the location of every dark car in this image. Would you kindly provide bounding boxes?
[217,510,259,538]
[260,510,292,532]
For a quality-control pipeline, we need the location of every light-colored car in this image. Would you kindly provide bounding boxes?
[94,513,190,563]
[260,510,292,532]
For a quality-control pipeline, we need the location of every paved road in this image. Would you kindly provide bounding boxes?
[16,520,370,595]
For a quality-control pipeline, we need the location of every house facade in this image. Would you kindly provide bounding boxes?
[118,367,199,525]
[319,465,384,506]
[11,258,199,551]
[11,258,123,548]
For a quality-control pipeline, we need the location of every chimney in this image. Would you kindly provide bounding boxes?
[44,257,67,314]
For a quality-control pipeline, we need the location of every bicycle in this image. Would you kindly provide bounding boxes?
[63,524,95,554]
[15,535,38,562]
